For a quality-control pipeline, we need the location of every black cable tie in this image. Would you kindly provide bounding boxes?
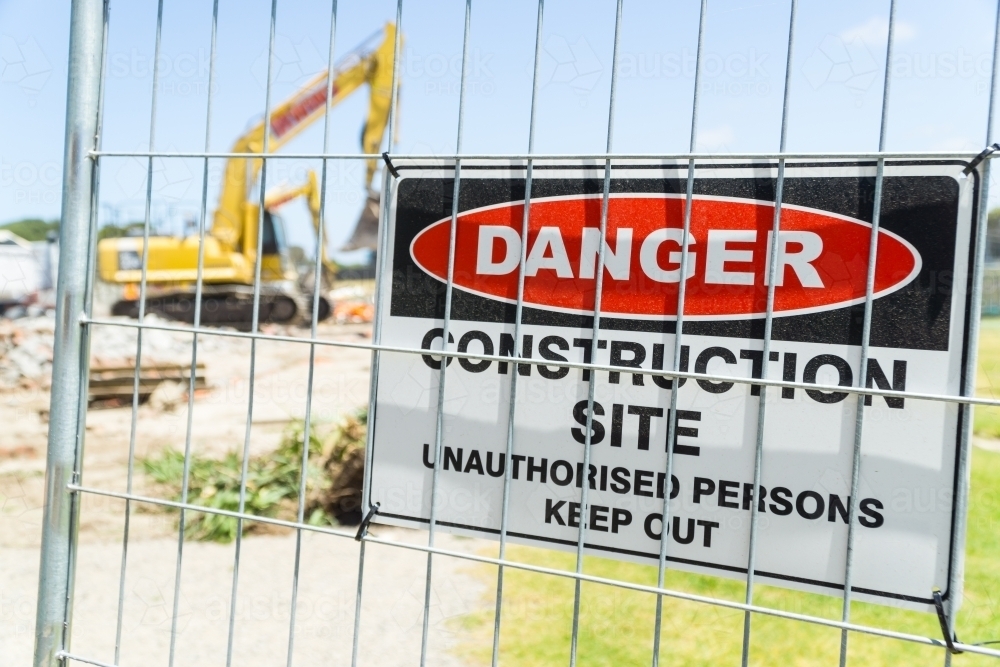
[963,142,1000,175]
[355,502,381,541]
[382,152,399,178]
[932,588,963,655]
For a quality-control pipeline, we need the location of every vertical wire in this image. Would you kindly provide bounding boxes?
[164,0,219,664]
[568,2,624,666]
[945,1,1000,663]
[739,2,797,665]
[114,0,163,660]
[353,4,404,666]
[226,0,279,664]
[489,1,545,665]
[285,2,338,665]
[651,1,708,665]
[839,1,897,665]
[349,540,369,667]
[65,0,111,655]
[418,1,472,665]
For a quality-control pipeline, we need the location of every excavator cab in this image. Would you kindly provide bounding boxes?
[260,210,286,257]
[241,203,295,284]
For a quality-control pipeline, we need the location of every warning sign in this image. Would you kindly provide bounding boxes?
[366,160,979,611]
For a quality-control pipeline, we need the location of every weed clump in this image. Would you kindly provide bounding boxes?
[142,408,367,542]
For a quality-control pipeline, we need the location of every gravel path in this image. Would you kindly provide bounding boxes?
[1,528,490,666]
[0,322,492,666]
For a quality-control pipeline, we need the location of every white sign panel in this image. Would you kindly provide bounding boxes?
[367,160,978,611]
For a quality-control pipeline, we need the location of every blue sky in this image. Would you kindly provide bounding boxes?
[1,0,999,263]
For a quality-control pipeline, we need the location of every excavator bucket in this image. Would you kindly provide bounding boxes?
[342,191,381,251]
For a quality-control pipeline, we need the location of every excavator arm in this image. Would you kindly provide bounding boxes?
[212,23,398,256]
[263,170,337,285]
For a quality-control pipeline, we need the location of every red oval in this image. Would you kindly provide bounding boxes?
[409,194,921,320]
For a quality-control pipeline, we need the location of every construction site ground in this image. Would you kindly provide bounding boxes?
[0,319,490,666]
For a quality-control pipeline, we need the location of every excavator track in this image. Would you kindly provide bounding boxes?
[111,284,331,331]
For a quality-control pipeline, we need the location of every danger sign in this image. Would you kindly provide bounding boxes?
[411,193,920,319]
[367,160,979,611]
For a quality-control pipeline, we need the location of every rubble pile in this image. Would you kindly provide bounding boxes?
[328,285,375,324]
[0,316,55,390]
[0,314,214,392]
[1,306,370,395]
[88,315,194,368]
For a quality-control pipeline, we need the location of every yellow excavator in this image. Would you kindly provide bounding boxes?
[98,24,398,327]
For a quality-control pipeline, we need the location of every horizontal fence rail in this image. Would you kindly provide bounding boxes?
[78,315,1000,409]
[90,150,1000,160]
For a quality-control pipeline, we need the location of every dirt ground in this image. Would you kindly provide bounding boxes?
[0,321,491,666]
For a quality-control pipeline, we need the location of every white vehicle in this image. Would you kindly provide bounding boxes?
[0,230,42,314]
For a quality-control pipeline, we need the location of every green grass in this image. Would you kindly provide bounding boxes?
[458,319,1000,665]
[459,448,1000,665]
[975,318,1000,438]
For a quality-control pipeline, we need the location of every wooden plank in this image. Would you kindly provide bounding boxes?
[87,360,208,400]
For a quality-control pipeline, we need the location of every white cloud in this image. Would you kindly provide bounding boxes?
[840,16,917,46]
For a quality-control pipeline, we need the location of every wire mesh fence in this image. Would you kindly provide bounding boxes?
[31,0,1000,666]
[982,268,1000,315]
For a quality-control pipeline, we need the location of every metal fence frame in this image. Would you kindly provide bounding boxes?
[33,0,1000,666]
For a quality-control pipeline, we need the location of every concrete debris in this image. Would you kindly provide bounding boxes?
[0,313,222,393]
[0,310,370,399]
[0,315,54,390]
[147,380,187,412]
[88,314,195,368]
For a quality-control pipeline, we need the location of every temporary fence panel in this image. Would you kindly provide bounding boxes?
[32,1,1000,667]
